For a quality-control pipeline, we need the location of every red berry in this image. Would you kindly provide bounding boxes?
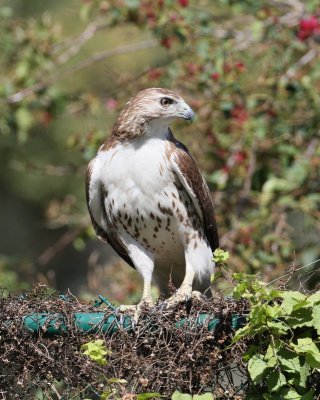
[231,106,249,125]
[210,72,220,81]
[235,61,246,72]
[148,68,162,80]
[178,0,189,7]
[234,150,247,164]
[160,37,173,49]
[298,16,319,41]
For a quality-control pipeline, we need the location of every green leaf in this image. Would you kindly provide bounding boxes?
[193,394,213,400]
[292,337,319,355]
[308,292,320,305]
[280,291,306,315]
[210,271,222,283]
[279,388,301,399]
[312,303,320,335]
[171,392,192,400]
[233,281,249,300]
[264,343,279,368]
[81,339,111,366]
[290,361,310,389]
[291,338,320,368]
[243,345,258,362]
[278,347,300,373]
[231,323,252,343]
[267,370,286,392]
[100,392,113,400]
[212,248,229,263]
[267,320,289,335]
[286,307,313,329]
[137,393,164,400]
[248,354,269,383]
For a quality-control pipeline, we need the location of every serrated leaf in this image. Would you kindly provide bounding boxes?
[286,307,313,329]
[248,354,269,383]
[308,292,320,305]
[264,342,279,368]
[292,337,319,355]
[171,391,192,400]
[81,339,110,366]
[267,320,289,335]
[280,291,306,314]
[306,353,320,369]
[265,304,281,319]
[267,370,286,392]
[290,361,310,389]
[292,338,320,368]
[312,303,320,335]
[279,388,301,399]
[212,248,229,263]
[278,347,300,373]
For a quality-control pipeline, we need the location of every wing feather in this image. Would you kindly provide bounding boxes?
[86,158,135,268]
[168,131,219,251]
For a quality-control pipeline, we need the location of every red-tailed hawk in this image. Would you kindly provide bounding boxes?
[86,88,219,313]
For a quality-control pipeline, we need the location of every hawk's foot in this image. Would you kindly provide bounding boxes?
[118,297,154,323]
[164,289,205,309]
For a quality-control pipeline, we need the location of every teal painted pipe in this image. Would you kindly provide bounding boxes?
[23,313,132,335]
[23,312,245,335]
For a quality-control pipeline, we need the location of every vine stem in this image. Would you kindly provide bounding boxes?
[266,257,320,286]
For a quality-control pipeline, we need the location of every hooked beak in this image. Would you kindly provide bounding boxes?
[177,101,195,122]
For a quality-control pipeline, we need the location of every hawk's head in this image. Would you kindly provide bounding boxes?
[113,88,194,139]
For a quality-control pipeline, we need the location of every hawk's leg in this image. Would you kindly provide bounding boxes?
[164,270,204,307]
[164,241,209,308]
[118,279,154,322]
[118,240,154,321]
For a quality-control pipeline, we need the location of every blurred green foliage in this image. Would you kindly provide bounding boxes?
[0,0,319,294]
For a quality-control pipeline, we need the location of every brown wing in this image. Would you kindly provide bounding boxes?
[86,159,135,269]
[168,131,219,251]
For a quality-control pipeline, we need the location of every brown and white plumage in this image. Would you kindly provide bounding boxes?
[86,88,219,311]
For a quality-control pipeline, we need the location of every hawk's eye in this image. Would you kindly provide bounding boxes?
[160,97,174,107]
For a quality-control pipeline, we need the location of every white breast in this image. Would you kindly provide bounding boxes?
[99,137,172,212]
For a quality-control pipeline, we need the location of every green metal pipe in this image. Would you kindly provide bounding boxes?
[23,312,245,335]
